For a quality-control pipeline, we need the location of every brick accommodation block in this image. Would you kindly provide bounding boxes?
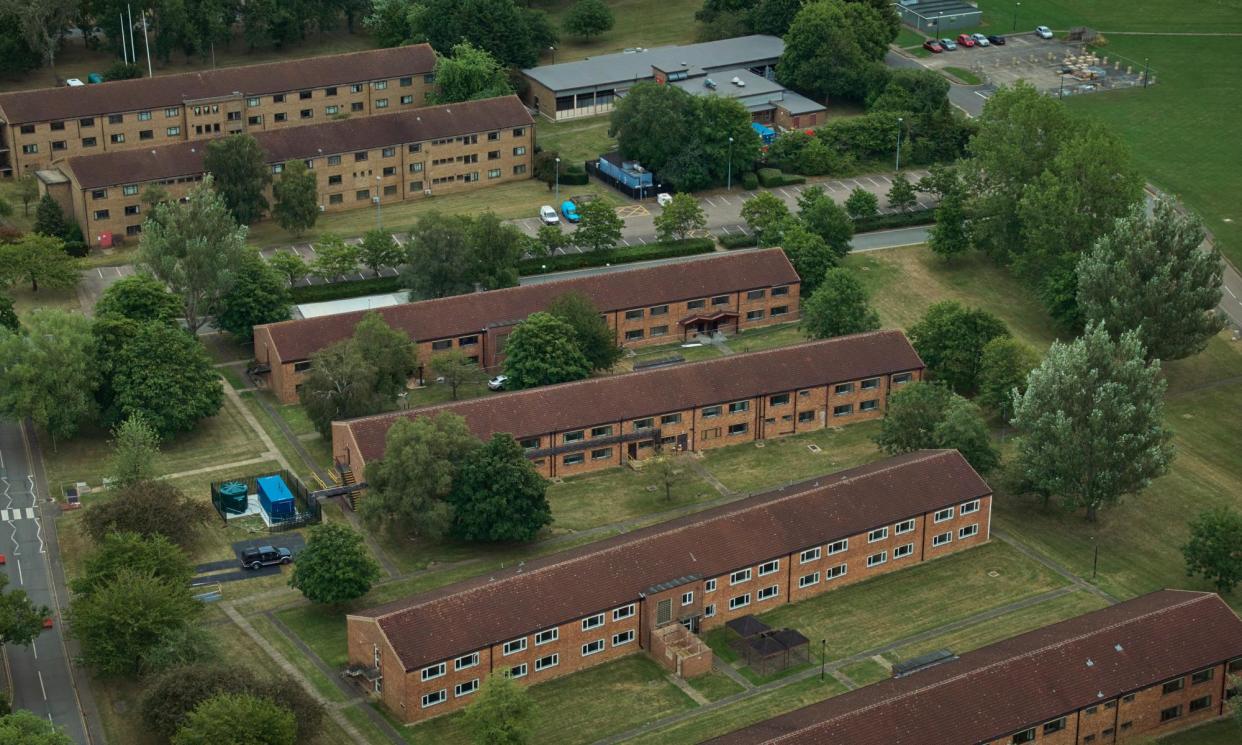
[53,96,533,246]
[254,249,802,404]
[344,450,992,723]
[706,590,1242,745]
[330,330,924,482]
[0,45,437,176]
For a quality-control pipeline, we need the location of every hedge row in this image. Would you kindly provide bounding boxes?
[852,208,936,233]
[741,171,759,190]
[756,168,805,189]
[719,233,758,250]
[517,238,716,275]
[289,276,403,304]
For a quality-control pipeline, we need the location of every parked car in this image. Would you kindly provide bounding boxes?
[241,545,293,570]
[1035,25,1054,39]
[656,192,673,207]
[938,38,957,51]
[923,39,944,53]
[560,199,581,223]
[65,78,85,87]
[956,33,976,48]
[987,34,1007,45]
[539,205,559,225]
[971,33,990,47]
[488,375,508,391]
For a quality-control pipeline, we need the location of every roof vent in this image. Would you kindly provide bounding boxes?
[1114,644,1124,652]
[1097,691,1105,698]
[1086,658,1094,667]
[732,76,745,87]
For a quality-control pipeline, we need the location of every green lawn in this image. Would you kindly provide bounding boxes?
[943,66,983,85]
[1162,721,1242,745]
[895,26,927,48]
[729,322,809,354]
[399,655,696,745]
[687,670,746,702]
[699,419,884,494]
[703,541,1068,664]
[839,658,890,687]
[534,0,703,63]
[546,461,718,532]
[536,117,617,163]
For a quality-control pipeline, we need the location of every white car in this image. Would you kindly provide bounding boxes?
[539,205,559,225]
[1035,25,1054,39]
[656,192,673,207]
[971,33,990,47]
[487,375,508,391]
[65,78,86,87]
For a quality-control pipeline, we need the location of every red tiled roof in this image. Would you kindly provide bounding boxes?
[63,96,533,189]
[705,590,1242,745]
[0,45,436,124]
[350,450,992,671]
[260,249,800,363]
[340,330,923,463]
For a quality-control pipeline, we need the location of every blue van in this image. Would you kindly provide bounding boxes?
[561,200,580,223]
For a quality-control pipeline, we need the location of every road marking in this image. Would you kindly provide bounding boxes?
[24,507,32,520]
[975,91,991,100]
[37,670,46,701]
[636,237,647,245]
[30,639,36,660]
[720,225,732,235]
[16,559,22,586]
[620,239,630,247]
[1225,286,1237,299]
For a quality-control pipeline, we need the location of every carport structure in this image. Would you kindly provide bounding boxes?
[893,0,982,34]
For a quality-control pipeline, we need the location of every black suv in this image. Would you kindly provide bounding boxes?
[241,545,293,570]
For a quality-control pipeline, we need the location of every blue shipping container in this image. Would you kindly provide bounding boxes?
[256,475,296,521]
[597,154,653,189]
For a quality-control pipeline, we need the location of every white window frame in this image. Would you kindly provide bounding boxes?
[960,499,981,515]
[581,639,605,657]
[934,507,955,523]
[728,594,751,610]
[535,653,559,671]
[421,662,446,681]
[704,603,716,618]
[454,678,479,697]
[455,652,479,671]
[827,539,848,555]
[729,568,752,586]
[421,689,446,708]
[867,551,887,568]
[959,523,979,539]
[681,591,694,606]
[705,579,717,592]
[826,563,847,581]
[800,547,821,564]
[535,628,559,646]
[933,531,953,547]
[868,527,888,543]
[799,572,820,588]
[612,630,635,647]
[894,543,914,559]
[507,663,527,679]
[582,613,605,631]
[503,638,527,656]
[895,519,916,534]
[758,559,780,576]
[612,604,635,622]
[757,585,779,601]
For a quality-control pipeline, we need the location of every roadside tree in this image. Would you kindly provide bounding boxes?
[740,191,789,245]
[574,200,623,252]
[449,434,552,542]
[402,211,475,298]
[0,710,72,745]
[779,221,837,294]
[467,213,525,291]
[0,309,97,443]
[358,229,406,275]
[0,233,81,292]
[927,190,969,263]
[267,252,310,286]
[109,414,161,487]
[289,523,381,605]
[310,233,360,279]
[653,193,707,242]
[796,187,853,259]
[885,173,917,212]
[502,312,592,389]
[802,268,880,339]
[0,575,48,648]
[844,187,879,220]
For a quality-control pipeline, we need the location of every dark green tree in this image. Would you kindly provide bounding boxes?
[214,250,292,341]
[430,350,487,400]
[0,293,16,333]
[844,187,879,220]
[802,268,881,339]
[289,523,381,605]
[1182,507,1242,594]
[875,382,999,473]
[908,301,1010,396]
[573,201,623,252]
[0,233,81,292]
[94,273,182,324]
[0,309,97,443]
[797,187,854,259]
[779,221,837,295]
[928,190,970,263]
[352,311,418,399]
[82,480,214,549]
[14,174,38,216]
[309,233,360,279]
[867,68,950,115]
[0,4,41,78]
[740,191,790,245]
[777,0,894,102]
[71,532,193,599]
[408,0,555,68]
[448,434,551,542]
[171,692,296,745]
[609,83,700,183]
[361,413,481,538]
[0,574,48,648]
[886,173,918,212]
[463,674,537,745]
[653,193,707,242]
[976,336,1039,423]
[33,194,68,239]
[358,229,406,275]
[0,710,72,745]
[502,312,592,389]
[271,159,318,237]
[364,0,416,47]
[428,42,512,104]
[300,342,384,437]
[547,292,623,372]
[467,213,524,291]
[267,252,310,286]
[109,414,161,487]
[402,211,475,298]
[203,134,272,225]
[563,0,614,39]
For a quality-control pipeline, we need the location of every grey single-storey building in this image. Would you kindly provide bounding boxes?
[893,0,983,34]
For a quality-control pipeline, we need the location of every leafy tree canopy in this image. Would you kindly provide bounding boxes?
[214,250,292,341]
[0,233,81,293]
[563,0,614,39]
[502,312,592,389]
[82,480,213,549]
[203,134,272,224]
[801,267,880,340]
[290,522,381,604]
[271,159,319,238]
[874,381,999,473]
[1182,507,1242,595]
[464,673,538,745]
[94,273,182,324]
[171,692,296,745]
[908,301,1009,396]
[448,434,552,542]
[0,710,72,745]
[0,309,98,442]
[547,291,623,372]
[429,41,513,104]
[797,186,853,259]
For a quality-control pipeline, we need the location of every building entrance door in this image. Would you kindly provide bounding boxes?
[680,615,700,634]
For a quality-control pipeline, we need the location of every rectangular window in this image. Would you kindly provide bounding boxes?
[514,146,527,156]
[728,594,751,610]
[1160,705,1182,722]
[20,144,37,154]
[758,560,779,576]
[458,335,479,347]
[687,299,706,310]
[422,662,446,681]
[591,448,612,461]
[798,410,816,423]
[959,524,979,540]
[563,430,584,443]
[535,628,558,646]
[375,98,389,109]
[488,168,502,179]
[108,114,124,124]
[455,652,479,671]
[399,76,413,87]
[894,543,914,559]
[746,309,764,321]
[1043,719,1066,735]
[867,551,887,568]
[681,591,694,606]
[51,140,67,150]
[351,84,364,93]
[535,653,558,671]
[728,401,749,414]
[705,579,716,592]
[274,113,288,122]
[932,531,953,547]
[711,295,730,306]
[624,309,644,320]
[833,404,854,417]
[746,289,766,300]
[730,569,751,585]
[826,563,847,581]
[727,423,748,436]
[166,126,181,136]
[859,399,879,412]
[327,154,342,166]
[868,527,888,543]
[110,134,125,144]
[124,205,140,216]
[1189,695,1212,712]
[861,377,880,390]
[1163,678,1185,695]
[351,102,364,112]
[934,507,955,523]
[373,80,388,90]
[323,105,338,116]
[139,129,154,140]
[769,393,791,406]
[401,94,415,104]
[661,413,682,425]
[513,164,527,175]
[1191,668,1214,685]
[624,329,644,341]
[590,425,613,438]
[895,519,915,534]
[356,189,370,201]
[893,372,913,384]
[702,406,722,418]
[503,638,526,655]
[455,679,479,697]
[800,547,821,564]
[650,304,668,316]
[612,630,635,647]
[421,689,446,708]
[827,539,848,555]
[82,137,97,147]
[563,453,584,466]
[612,604,635,622]
[634,418,654,431]
[325,87,338,97]
[757,585,779,601]
[137,110,152,121]
[581,639,605,657]
[93,209,110,220]
[651,325,668,337]
[1011,728,1035,744]
[771,305,789,317]
[91,188,107,199]
[835,383,855,395]
[798,572,820,588]
[704,604,716,618]
[1122,694,1136,704]
[513,127,526,137]
[960,499,980,515]
[582,614,604,631]
[507,663,527,679]
[80,117,95,127]
[328,194,342,204]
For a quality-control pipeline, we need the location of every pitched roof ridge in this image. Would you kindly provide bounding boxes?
[762,592,1218,744]
[343,330,907,429]
[372,451,952,624]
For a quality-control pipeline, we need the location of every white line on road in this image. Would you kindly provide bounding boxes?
[37,670,46,701]
[31,639,36,659]
[16,559,23,585]
[636,237,647,245]
[24,507,33,519]
[1225,286,1237,299]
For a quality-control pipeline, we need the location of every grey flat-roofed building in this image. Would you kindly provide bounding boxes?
[668,68,826,129]
[893,0,982,33]
[520,35,786,122]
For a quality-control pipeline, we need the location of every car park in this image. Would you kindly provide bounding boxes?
[956,33,976,48]
[488,375,509,391]
[241,545,293,570]
[938,38,957,51]
[987,34,1006,45]
[539,205,560,225]
[971,33,990,47]
[923,39,944,53]
[1035,25,1054,39]
[561,200,581,223]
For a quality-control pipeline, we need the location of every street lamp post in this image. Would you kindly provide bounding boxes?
[1091,536,1099,580]
[555,157,561,202]
[1012,1,1021,32]
[727,136,734,190]
[1142,57,1150,87]
[549,46,556,64]
[895,117,903,172]
[820,639,827,681]
[373,175,382,230]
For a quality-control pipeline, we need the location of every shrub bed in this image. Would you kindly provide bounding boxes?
[719,233,758,250]
[517,238,715,275]
[290,276,403,304]
[741,171,759,190]
[853,208,936,233]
